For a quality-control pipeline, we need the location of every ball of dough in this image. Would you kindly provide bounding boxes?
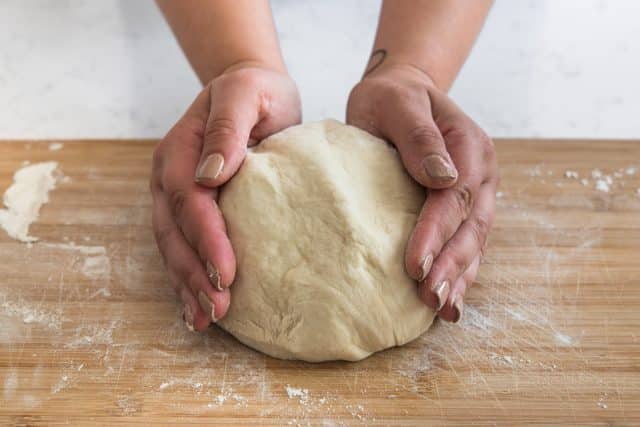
[218,120,435,362]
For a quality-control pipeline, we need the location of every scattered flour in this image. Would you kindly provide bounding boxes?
[48,142,64,151]
[117,396,138,414]
[564,170,579,179]
[65,321,120,348]
[81,254,111,280]
[595,179,610,193]
[51,374,70,394]
[597,393,609,409]
[286,385,310,404]
[554,332,574,346]
[41,242,111,281]
[1,294,64,330]
[0,162,59,242]
[3,369,18,401]
[88,287,112,299]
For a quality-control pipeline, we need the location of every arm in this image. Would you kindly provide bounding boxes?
[367,0,492,90]
[156,0,286,83]
[348,1,497,324]
[152,1,300,331]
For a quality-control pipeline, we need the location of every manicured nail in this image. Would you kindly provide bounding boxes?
[198,291,217,323]
[419,253,433,281]
[195,153,224,183]
[183,304,195,332]
[451,294,464,323]
[423,154,457,181]
[432,280,450,311]
[206,261,222,291]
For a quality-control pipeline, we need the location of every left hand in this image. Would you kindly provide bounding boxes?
[347,63,499,323]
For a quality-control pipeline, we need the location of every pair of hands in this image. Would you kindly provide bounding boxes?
[150,62,498,331]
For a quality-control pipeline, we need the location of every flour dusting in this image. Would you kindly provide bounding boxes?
[41,242,111,280]
[286,385,310,404]
[554,332,574,346]
[3,369,18,401]
[0,162,59,242]
[1,292,64,330]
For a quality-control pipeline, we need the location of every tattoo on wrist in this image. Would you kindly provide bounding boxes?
[363,49,387,77]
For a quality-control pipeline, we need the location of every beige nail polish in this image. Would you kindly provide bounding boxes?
[183,304,195,332]
[423,154,457,181]
[195,153,224,183]
[432,280,450,311]
[198,291,217,323]
[452,295,464,323]
[419,253,433,281]
[207,261,222,291]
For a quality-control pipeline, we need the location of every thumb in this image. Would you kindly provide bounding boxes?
[390,108,458,190]
[194,80,261,188]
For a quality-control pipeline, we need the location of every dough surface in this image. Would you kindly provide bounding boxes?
[218,120,435,362]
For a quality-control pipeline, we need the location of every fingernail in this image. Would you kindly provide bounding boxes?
[195,153,224,183]
[432,280,450,311]
[423,154,457,181]
[206,261,223,291]
[451,294,464,323]
[198,291,217,323]
[419,253,433,281]
[183,304,195,332]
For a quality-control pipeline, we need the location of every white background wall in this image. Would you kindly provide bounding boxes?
[1,0,638,139]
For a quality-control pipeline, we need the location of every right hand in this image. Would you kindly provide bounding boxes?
[150,64,301,331]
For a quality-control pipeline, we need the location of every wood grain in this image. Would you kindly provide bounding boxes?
[1,139,639,425]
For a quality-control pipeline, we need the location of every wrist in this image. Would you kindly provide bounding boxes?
[362,51,438,89]
[222,58,288,77]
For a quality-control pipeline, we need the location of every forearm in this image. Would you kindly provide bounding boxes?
[368,0,492,91]
[156,0,285,84]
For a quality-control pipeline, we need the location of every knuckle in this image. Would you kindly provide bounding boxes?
[449,184,474,219]
[185,268,203,293]
[407,124,442,147]
[204,117,241,147]
[167,187,188,220]
[442,123,474,142]
[449,252,468,277]
[153,224,176,256]
[468,214,492,247]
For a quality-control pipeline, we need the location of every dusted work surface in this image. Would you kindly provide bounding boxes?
[0,139,639,425]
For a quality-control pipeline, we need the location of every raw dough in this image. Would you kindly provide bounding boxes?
[218,120,435,362]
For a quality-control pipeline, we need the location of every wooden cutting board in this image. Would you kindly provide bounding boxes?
[0,139,639,425]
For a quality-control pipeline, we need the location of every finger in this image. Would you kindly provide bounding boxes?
[152,200,207,331]
[395,122,458,189]
[380,88,458,189]
[161,141,236,291]
[438,254,481,323]
[152,191,231,330]
[420,181,496,312]
[405,168,483,282]
[193,81,256,187]
[193,69,303,188]
[404,107,491,283]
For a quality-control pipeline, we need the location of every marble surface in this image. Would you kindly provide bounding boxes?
[0,0,638,139]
